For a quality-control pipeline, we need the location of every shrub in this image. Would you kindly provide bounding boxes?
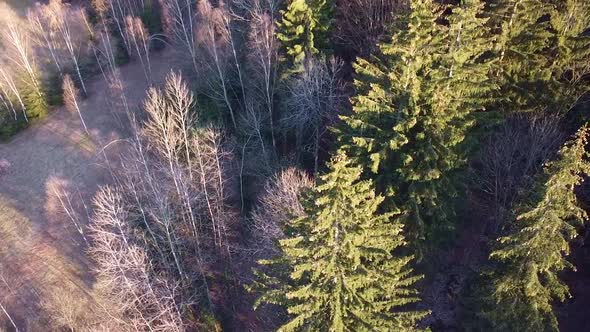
[43,70,64,107]
[0,74,52,140]
[0,110,27,141]
[114,35,131,66]
[20,81,48,120]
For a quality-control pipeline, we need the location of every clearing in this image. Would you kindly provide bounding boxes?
[0,51,174,330]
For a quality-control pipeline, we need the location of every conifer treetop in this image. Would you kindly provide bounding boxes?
[486,123,590,331]
[277,0,333,75]
[253,153,429,331]
[337,0,495,243]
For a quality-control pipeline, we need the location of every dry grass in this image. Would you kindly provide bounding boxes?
[0,195,94,330]
[0,49,176,330]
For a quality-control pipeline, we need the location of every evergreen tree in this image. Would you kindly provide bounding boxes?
[252,153,428,331]
[487,0,590,114]
[549,0,590,110]
[277,0,333,75]
[336,0,495,242]
[484,124,590,331]
[20,72,48,120]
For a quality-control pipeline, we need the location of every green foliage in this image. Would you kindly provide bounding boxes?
[20,75,49,120]
[43,70,65,107]
[140,2,163,35]
[252,153,428,331]
[483,124,590,331]
[0,110,27,141]
[115,36,131,66]
[140,1,165,50]
[199,310,222,331]
[0,73,49,140]
[277,0,333,75]
[336,0,496,243]
[487,0,590,115]
[109,18,131,66]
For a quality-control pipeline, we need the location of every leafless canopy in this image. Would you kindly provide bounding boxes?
[334,0,405,57]
[473,114,565,233]
[282,57,347,173]
[87,71,239,329]
[250,167,313,256]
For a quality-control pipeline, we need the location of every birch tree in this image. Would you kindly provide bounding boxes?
[194,0,238,128]
[247,0,279,147]
[160,0,198,69]
[283,57,345,174]
[45,0,90,94]
[0,5,44,102]
[250,167,312,256]
[0,68,27,122]
[28,4,65,76]
[89,186,186,332]
[103,0,152,56]
[63,74,89,134]
[125,15,152,82]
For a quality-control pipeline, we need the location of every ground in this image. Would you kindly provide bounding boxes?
[0,50,174,330]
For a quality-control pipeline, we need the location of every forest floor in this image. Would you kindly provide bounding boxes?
[0,51,174,330]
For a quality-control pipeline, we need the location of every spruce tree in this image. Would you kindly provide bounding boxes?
[277,0,332,74]
[336,0,495,242]
[549,0,590,110]
[487,0,590,114]
[252,153,428,331]
[484,124,590,331]
[20,72,48,120]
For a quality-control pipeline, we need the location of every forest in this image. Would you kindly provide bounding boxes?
[0,0,589,331]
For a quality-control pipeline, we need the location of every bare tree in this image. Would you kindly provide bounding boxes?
[0,87,18,120]
[0,299,19,332]
[85,1,120,87]
[45,177,89,246]
[92,0,109,18]
[104,69,132,129]
[125,15,152,82]
[28,4,64,76]
[238,101,274,169]
[0,5,44,101]
[0,67,28,122]
[63,74,89,134]
[94,27,120,84]
[190,127,237,254]
[163,0,272,131]
[86,71,239,328]
[250,167,313,256]
[44,0,90,94]
[474,114,565,233]
[0,69,25,121]
[194,0,238,128]
[103,0,151,57]
[161,0,198,69]
[247,0,279,147]
[88,186,185,332]
[217,0,248,111]
[143,71,238,254]
[334,0,404,57]
[282,57,346,173]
